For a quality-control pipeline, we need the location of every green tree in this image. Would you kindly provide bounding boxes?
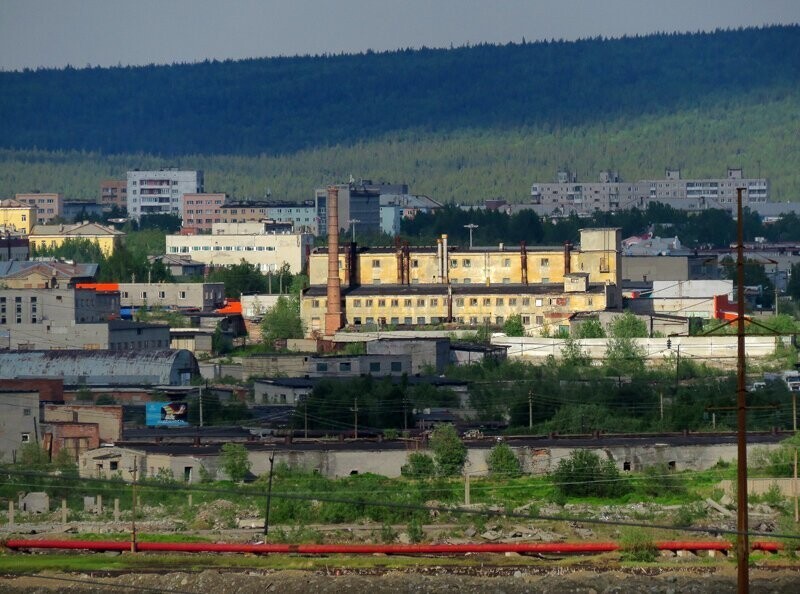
[400,452,436,478]
[561,336,591,367]
[220,443,251,482]
[502,314,525,337]
[576,317,606,338]
[486,442,521,478]
[605,335,646,376]
[429,424,467,477]
[607,312,648,339]
[206,260,268,298]
[552,449,630,498]
[261,295,304,342]
[18,443,51,470]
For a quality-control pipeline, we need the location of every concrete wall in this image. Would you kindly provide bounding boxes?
[495,335,778,363]
[718,478,800,497]
[366,338,450,374]
[118,282,225,310]
[79,447,145,481]
[242,355,312,380]
[622,256,689,282]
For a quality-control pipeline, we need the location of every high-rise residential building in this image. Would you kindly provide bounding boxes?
[99,180,128,210]
[127,169,203,220]
[15,193,64,225]
[527,167,769,217]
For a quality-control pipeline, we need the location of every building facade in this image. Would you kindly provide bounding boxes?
[15,193,64,225]
[528,168,769,217]
[181,196,318,234]
[301,228,622,336]
[315,181,407,237]
[0,391,39,463]
[99,179,128,210]
[0,233,29,261]
[0,198,37,233]
[180,192,226,229]
[166,223,313,273]
[127,169,204,220]
[28,222,124,256]
[116,282,225,310]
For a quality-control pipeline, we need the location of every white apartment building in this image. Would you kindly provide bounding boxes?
[165,222,313,273]
[127,169,204,220]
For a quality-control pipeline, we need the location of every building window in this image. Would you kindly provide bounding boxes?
[378,299,386,307]
[372,259,381,268]
[600,256,610,273]
[312,299,320,308]
[541,258,549,266]
[470,298,479,306]
[339,362,351,372]
[404,317,412,325]
[353,299,362,307]
[482,298,491,306]
[450,259,458,268]
[509,298,517,306]
[179,291,186,299]
[522,316,530,324]
[411,259,419,268]
[390,361,402,372]
[416,299,425,306]
[21,433,31,443]
[430,298,438,306]
[535,298,543,306]
[22,408,31,416]
[404,299,412,307]
[158,291,166,299]
[390,317,399,324]
[455,298,464,307]
[462,259,471,268]
[503,258,511,267]
[369,362,380,372]
[536,315,544,325]
[141,291,147,299]
[496,298,504,306]
[316,362,328,372]
[365,299,373,307]
[391,299,399,307]
[417,317,425,324]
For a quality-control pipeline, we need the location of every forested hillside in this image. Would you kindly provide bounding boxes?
[1,92,798,203]
[0,26,798,203]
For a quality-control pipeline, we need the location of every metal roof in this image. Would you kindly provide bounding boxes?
[0,349,198,386]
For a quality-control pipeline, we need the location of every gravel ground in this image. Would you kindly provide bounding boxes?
[2,567,800,594]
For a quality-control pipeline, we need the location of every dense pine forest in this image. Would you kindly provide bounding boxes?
[0,26,798,203]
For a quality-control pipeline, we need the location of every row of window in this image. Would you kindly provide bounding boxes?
[123,290,188,299]
[310,296,591,308]
[349,315,543,326]
[168,245,278,253]
[314,360,404,373]
[110,339,167,350]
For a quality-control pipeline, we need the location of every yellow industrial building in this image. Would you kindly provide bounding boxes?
[29,222,125,256]
[0,198,37,234]
[301,228,622,336]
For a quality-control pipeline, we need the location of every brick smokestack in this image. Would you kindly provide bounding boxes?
[324,185,344,335]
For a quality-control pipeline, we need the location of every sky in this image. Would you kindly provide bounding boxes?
[1,0,799,71]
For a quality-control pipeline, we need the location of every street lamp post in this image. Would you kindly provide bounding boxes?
[464,224,478,249]
[347,219,360,243]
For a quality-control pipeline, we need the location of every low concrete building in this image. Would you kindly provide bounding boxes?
[117,282,225,311]
[169,328,214,354]
[0,391,39,463]
[43,404,123,442]
[18,492,49,513]
[365,337,450,375]
[79,445,216,483]
[147,254,206,277]
[307,354,412,377]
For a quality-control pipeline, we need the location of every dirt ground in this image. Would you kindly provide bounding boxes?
[2,567,800,594]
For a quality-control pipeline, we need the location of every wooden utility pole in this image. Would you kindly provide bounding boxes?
[130,458,138,553]
[353,396,359,440]
[735,187,749,593]
[263,451,275,536]
[528,391,533,429]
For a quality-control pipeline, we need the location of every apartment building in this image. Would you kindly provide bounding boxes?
[0,198,37,233]
[166,222,313,273]
[127,169,204,220]
[15,192,63,225]
[315,181,407,237]
[528,168,769,217]
[29,222,124,256]
[379,194,442,236]
[180,192,226,229]
[181,195,317,234]
[99,179,128,210]
[301,228,622,336]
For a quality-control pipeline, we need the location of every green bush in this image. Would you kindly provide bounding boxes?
[552,450,631,498]
[486,442,522,478]
[639,463,686,498]
[430,424,467,477]
[401,453,435,479]
[620,528,658,562]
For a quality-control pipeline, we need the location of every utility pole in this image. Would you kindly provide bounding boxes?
[403,396,408,432]
[263,451,275,536]
[735,187,749,594]
[528,390,533,429]
[199,384,205,428]
[353,396,359,440]
[304,401,308,439]
[347,219,360,243]
[794,448,798,523]
[130,458,138,553]
[660,392,664,422]
[675,344,681,390]
[464,224,478,249]
[793,393,797,433]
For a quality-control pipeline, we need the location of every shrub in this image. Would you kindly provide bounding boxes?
[407,518,424,543]
[639,463,686,498]
[486,442,522,478]
[430,424,467,477]
[552,450,630,498]
[221,443,252,482]
[620,528,658,562]
[673,502,706,528]
[401,453,435,479]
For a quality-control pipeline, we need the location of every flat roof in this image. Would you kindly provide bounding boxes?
[304,283,607,297]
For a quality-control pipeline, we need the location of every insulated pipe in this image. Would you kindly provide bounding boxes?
[436,238,443,283]
[6,539,788,555]
[442,234,448,283]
